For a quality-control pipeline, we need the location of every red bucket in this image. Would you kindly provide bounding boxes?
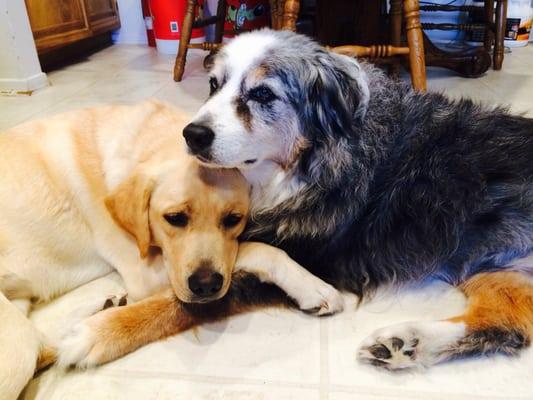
[224,0,270,39]
[150,0,205,54]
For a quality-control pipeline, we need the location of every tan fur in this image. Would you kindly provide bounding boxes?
[36,344,57,371]
[2,99,342,390]
[0,100,251,398]
[451,271,533,338]
[60,277,290,366]
[105,174,156,258]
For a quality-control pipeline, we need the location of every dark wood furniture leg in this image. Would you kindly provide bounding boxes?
[173,0,197,82]
[423,33,491,77]
[282,0,300,31]
[403,0,426,91]
[493,0,507,70]
[484,0,495,53]
[389,0,403,77]
[214,0,227,43]
[203,0,227,69]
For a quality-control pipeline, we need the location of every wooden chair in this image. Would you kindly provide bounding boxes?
[174,0,280,81]
[281,0,427,92]
[173,0,227,81]
[420,0,508,74]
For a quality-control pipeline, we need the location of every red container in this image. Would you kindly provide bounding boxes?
[224,0,270,39]
[142,0,156,47]
[149,0,205,54]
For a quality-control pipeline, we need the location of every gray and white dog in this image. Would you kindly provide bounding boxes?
[183,29,533,370]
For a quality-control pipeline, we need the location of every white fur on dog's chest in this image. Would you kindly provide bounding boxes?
[243,161,305,215]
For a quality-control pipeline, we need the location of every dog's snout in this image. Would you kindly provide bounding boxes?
[188,267,223,298]
[183,123,214,154]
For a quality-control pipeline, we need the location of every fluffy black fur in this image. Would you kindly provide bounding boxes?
[240,33,533,298]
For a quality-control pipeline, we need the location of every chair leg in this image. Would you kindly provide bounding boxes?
[203,0,227,70]
[214,0,227,44]
[493,0,507,70]
[270,0,281,30]
[173,0,197,82]
[389,0,402,78]
[483,0,495,53]
[282,0,300,31]
[403,0,426,92]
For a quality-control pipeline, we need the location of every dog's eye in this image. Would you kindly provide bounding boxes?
[248,86,277,104]
[209,77,219,95]
[222,213,243,228]
[164,212,189,227]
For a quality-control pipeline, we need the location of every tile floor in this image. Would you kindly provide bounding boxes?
[1,44,533,400]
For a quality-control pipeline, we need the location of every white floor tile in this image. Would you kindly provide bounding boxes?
[23,368,320,400]
[100,308,322,385]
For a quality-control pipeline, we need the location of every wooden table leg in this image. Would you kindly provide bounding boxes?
[493,0,507,70]
[282,0,300,31]
[403,0,427,92]
[173,0,197,82]
[483,0,495,53]
[389,0,402,77]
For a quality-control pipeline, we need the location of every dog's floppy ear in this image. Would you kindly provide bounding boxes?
[305,53,369,137]
[299,53,369,185]
[105,172,156,258]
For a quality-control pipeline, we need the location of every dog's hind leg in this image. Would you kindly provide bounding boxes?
[0,292,42,400]
[358,270,533,370]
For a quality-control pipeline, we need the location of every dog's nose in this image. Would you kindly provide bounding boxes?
[183,123,214,154]
[188,267,223,298]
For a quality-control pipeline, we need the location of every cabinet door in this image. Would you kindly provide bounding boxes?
[85,0,120,33]
[25,0,91,52]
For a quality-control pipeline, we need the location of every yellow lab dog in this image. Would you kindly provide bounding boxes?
[0,100,343,399]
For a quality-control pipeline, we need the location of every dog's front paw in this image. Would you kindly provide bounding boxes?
[58,294,128,368]
[294,279,344,316]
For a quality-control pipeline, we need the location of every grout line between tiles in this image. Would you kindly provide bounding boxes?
[326,382,532,400]
[319,318,329,400]
[97,368,320,391]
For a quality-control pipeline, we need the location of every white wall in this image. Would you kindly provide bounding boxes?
[112,0,148,44]
[0,0,47,92]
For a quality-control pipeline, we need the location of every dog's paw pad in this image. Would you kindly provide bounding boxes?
[358,321,467,371]
[358,330,421,371]
[118,294,128,306]
[103,294,128,310]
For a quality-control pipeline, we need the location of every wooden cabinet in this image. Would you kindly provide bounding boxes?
[85,0,120,32]
[24,0,120,54]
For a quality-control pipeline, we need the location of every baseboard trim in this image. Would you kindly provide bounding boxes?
[0,72,48,93]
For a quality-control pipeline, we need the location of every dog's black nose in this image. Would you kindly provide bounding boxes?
[183,123,214,154]
[188,267,223,298]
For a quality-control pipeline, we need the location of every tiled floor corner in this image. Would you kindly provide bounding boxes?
[2,43,532,400]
